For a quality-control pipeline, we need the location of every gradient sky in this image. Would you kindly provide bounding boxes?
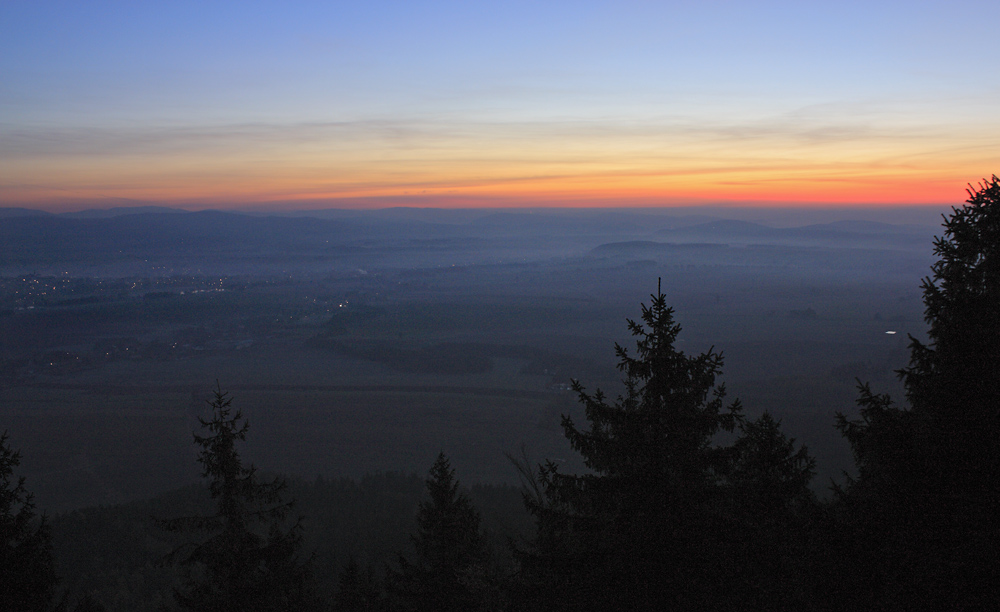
[2,0,998,211]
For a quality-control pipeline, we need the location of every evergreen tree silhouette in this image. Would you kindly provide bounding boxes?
[725,413,817,610]
[335,558,385,612]
[388,453,489,612]
[835,176,1000,610]
[68,593,106,612]
[0,431,58,612]
[520,282,742,611]
[161,386,317,612]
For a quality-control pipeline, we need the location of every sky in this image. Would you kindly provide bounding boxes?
[2,0,998,212]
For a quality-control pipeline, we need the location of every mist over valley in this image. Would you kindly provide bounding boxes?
[0,206,939,511]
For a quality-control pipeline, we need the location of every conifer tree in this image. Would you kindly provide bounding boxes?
[729,414,815,514]
[0,431,58,612]
[725,413,817,610]
[335,558,384,612]
[389,453,488,612]
[161,386,317,612]
[521,282,742,611]
[899,176,1000,507]
[835,176,1000,610]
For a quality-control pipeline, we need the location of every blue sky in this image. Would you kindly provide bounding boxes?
[2,0,998,209]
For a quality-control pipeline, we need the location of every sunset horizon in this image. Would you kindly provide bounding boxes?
[4,2,998,214]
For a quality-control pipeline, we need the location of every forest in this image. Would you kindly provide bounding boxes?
[2,178,999,610]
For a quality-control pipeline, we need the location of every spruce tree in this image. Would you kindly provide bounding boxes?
[725,414,817,610]
[521,282,742,611]
[389,453,488,612]
[835,176,1000,609]
[899,175,1000,510]
[335,558,384,612]
[0,431,58,612]
[161,386,316,612]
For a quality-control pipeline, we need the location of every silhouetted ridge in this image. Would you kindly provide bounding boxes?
[0,207,52,218]
[590,240,728,254]
[654,218,933,249]
[61,206,187,218]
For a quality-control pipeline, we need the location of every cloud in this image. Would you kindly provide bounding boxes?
[0,120,437,158]
[0,100,963,162]
[2,102,996,208]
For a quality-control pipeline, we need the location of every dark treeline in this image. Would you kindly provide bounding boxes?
[3,177,999,610]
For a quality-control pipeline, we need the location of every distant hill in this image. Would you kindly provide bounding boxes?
[60,206,188,218]
[0,207,52,218]
[0,209,487,275]
[654,219,935,250]
[0,207,940,277]
[1,211,350,262]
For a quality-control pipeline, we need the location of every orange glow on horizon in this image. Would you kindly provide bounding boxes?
[2,168,980,212]
[5,107,998,213]
[3,125,993,212]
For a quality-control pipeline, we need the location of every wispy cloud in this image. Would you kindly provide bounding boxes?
[2,99,996,208]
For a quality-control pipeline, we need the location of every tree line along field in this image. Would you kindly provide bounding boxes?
[48,471,533,611]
